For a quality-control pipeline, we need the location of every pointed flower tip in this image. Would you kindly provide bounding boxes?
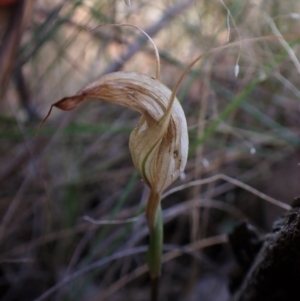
[42,70,188,200]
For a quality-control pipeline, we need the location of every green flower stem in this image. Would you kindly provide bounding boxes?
[150,277,159,301]
[147,202,163,277]
[146,200,163,301]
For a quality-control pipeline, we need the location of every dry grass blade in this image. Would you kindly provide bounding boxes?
[84,215,142,225]
[32,246,148,301]
[0,0,34,99]
[85,23,161,79]
[163,174,291,210]
[96,234,228,301]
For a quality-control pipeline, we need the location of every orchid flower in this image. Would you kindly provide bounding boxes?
[40,24,189,300]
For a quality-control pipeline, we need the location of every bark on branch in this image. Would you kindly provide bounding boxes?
[229,198,300,301]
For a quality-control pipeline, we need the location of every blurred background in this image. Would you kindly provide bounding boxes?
[0,0,300,300]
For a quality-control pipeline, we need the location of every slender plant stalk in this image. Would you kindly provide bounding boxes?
[150,277,160,301]
[147,203,163,301]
